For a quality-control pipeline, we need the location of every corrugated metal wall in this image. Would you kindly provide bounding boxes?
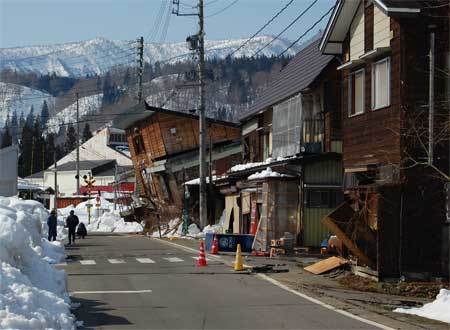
[302,159,343,247]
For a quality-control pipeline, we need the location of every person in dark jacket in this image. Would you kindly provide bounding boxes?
[66,210,79,245]
[47,210,58,241]
[77,222,87,239]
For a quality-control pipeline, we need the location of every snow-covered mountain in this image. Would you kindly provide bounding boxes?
[46,93,103,134]
[0,36,301,77]
[0,82,55,125]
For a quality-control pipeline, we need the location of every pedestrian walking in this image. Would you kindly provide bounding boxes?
[47,209,58,241]
[66,210,79,245]
[77,222,87,239]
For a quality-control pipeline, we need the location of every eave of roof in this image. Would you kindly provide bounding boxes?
[319,0,421,54]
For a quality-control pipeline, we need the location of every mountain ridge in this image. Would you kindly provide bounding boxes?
[0,35,301,78]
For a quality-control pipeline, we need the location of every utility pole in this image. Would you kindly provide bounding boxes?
[428,29,435,166]
[54,152,58,212]
[198,0,207,229]
[137,36,144,103]
[173,0,207,228]
[76,92,80,195]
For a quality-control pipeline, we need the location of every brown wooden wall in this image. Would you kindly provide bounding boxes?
[341,4,402,169]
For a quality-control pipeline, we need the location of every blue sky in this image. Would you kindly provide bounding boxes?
[0,0,335,48]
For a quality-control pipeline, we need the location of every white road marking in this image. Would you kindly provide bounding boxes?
[80,260,96,265]
[55,262,67,267]
[70,290,152,295]
[108,259,125,264]
[157,238,393,330]
[136,258,155,263]
[164,257,184,262]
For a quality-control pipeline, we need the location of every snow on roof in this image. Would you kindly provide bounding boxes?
[184,176,218,185]
[247,167,292,181]
[229,157,289,173]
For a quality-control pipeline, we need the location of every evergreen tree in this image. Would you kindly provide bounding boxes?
[1,119,12,148]
[32,115,44,174]
[82,123,93,143]
[45,132,56,168]
[65,123,77,153]
[40,100,50,130]
[25,105,35,128]
[19,110,25,128]
[18,124,33,177]
[10,110,18,144]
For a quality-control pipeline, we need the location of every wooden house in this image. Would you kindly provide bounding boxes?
[320,0,450,278]
[217,38,344,250]
[118,103,241,225]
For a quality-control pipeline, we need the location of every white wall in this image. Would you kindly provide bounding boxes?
[43,170,114,197]
[0,145,18,197]
[57,127,132,167]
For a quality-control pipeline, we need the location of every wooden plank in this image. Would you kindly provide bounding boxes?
[322,215,374,268]
[304,256,347,275]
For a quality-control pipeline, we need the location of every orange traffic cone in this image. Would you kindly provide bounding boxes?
[196,241,207,267]
[210,235,219,255]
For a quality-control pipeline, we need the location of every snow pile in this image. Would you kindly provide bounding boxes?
[0,196,74,329]
[59,197,143,233]
[394,289,450,324]
[248,167,291,180]
[152,210,226,239]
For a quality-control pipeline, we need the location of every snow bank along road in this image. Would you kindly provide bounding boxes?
[65,234,384,329]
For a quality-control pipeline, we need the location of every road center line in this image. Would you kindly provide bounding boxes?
[70,290,152,295]
[136,258,155,263]
[80,260,96,265]
[108,259,125,264]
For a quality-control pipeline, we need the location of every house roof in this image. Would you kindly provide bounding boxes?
[54,159,115,172]
[114,102,239,130]
[320,0,422,54]
[240,38,334,121]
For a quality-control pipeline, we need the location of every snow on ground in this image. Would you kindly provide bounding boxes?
[0,196,74,329]
[58,197,143,233]
[394,289,450,324]
[152,209,226,239]
[248,167,291,180]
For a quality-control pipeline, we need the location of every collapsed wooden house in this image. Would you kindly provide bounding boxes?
[320,0,450,279]
[117,103,241,226]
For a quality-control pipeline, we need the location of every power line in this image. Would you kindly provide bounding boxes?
[277,5,334,58]
[206,0,239,18]
[252,0,319,57]
[227,0,295,57]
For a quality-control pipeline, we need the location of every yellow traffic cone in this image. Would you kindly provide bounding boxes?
[234,243,244,271]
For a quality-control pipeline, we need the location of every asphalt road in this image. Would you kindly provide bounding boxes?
[64,234,381,329]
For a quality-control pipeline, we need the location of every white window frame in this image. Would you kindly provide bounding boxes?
[371,57,391,110]
[348,68,365,117]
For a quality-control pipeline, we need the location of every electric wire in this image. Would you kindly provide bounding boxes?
[206,0,239,18]
[252,0,319,57]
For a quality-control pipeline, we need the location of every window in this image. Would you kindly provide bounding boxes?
[133,135,145,154]
[348,69,365,116]
[372,57,390,110]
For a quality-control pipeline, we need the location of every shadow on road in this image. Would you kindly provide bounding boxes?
[72,296,132,329]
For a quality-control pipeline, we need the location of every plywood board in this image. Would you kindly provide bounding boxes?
[304,256,347,275]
